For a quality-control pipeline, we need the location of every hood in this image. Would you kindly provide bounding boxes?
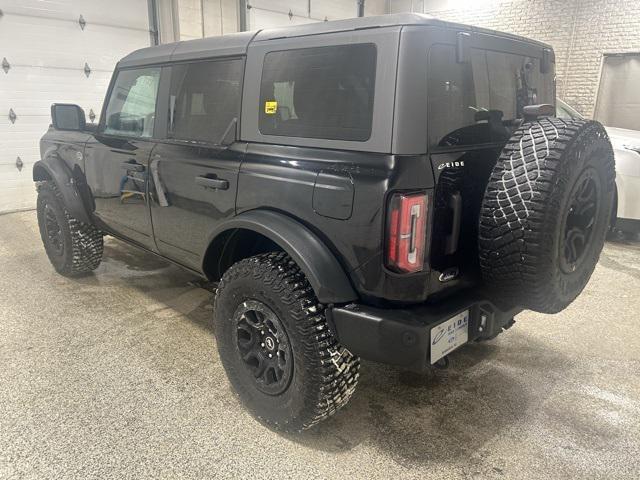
[605,126,640,150]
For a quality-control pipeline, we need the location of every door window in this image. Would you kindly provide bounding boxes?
[103,67,161,138]
[168,59,243,144]
[258,44,377,142]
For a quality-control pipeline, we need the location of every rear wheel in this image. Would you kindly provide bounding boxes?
[479,118,615,313]
[214,252,359,432]
[36,181,103,276]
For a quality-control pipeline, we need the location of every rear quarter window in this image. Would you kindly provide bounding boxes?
[258,44,377,142]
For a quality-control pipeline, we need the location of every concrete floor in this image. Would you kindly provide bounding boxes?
[1,211,639,480]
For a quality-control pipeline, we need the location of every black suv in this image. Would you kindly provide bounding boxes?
[34,14,615,431]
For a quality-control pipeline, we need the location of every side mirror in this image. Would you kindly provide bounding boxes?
[51,103,86,131]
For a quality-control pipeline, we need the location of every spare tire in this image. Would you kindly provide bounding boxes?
[479,117,615,314]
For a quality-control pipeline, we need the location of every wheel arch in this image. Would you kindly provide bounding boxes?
[33,156,91,224]
[202,210,357,304]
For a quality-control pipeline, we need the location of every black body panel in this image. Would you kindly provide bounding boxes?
[149,142,245,270]
[84,135,157,249]
[237,143,436,303]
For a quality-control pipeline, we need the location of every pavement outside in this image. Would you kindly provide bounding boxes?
[1,210,639,479]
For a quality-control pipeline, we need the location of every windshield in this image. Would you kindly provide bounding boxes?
[556,99,585,120]
[428,45,555,148]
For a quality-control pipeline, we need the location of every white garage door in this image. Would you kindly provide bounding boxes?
[246,0,387,30]
[0,0,151,214]
[594,53,640,131]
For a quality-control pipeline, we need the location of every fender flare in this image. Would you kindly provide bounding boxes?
[32,156,91,224]
[207,210,358,304]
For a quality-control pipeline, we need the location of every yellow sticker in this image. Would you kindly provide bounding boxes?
[265,101,278,115]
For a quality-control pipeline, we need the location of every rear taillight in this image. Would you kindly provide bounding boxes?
[386,192,428,273]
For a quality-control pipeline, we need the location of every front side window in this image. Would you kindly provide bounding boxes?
[168,59,243,144]
[428,45,554,148]
[103,67,161,138]
[259,44,377,142]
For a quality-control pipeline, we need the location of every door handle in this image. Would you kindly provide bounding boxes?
[121,161,145,172]
[195,175,229,190]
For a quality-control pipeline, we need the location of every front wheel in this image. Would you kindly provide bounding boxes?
[36,181,103,276]
[213,252,359,432]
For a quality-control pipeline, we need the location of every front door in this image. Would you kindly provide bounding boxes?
[149,58,245,271]
[85,66,162,248]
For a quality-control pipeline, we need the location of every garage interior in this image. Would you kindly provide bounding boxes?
[1,1,639,478]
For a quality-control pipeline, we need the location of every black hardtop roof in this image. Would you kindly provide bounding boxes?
[118,13,550,68]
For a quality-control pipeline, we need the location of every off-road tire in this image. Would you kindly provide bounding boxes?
[479,118,615,314]
[213,252,360,432]
[36,181,103,276]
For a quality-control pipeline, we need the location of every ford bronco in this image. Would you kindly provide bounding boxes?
[33,14,615,431]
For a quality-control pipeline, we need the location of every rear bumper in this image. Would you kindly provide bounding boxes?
[329,293,522,372]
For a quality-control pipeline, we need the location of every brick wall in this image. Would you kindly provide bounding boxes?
[404,0,640,117]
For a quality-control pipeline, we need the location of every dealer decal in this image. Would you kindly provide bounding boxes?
[265,101,278,114]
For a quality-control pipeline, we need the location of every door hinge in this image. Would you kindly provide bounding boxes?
[8,108,16,123]
[2,57,9,74]
[84,62,91,78]
[16,156,23,172]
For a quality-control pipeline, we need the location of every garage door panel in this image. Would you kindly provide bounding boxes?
[595,55,640,131]
[249,8,319,29]
[0,146,40,167]
[1,68,112,117]
[0,14,149,72]
[310,0,357,20]
[0,163,38,212]
[1,2,150,213]
[3,0,149,33]
[0,163,37,187]
[250,0,310,18]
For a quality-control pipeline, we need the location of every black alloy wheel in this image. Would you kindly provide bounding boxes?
[560,168,601,274]
[43,203,64,257]
[36,181,104,276]
[233,300,293,396]
[214,252,360,431]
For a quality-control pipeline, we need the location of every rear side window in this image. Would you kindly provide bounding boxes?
[168,59,243,144]
[259,44,377,142]
[428,45,554,148]
[103,67,161,138]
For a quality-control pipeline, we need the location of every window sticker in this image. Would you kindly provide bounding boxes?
[265,101,278,115]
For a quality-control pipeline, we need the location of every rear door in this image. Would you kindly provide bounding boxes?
[85,66,161,249]
[426,35,555,296]
[149,58,245,270]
